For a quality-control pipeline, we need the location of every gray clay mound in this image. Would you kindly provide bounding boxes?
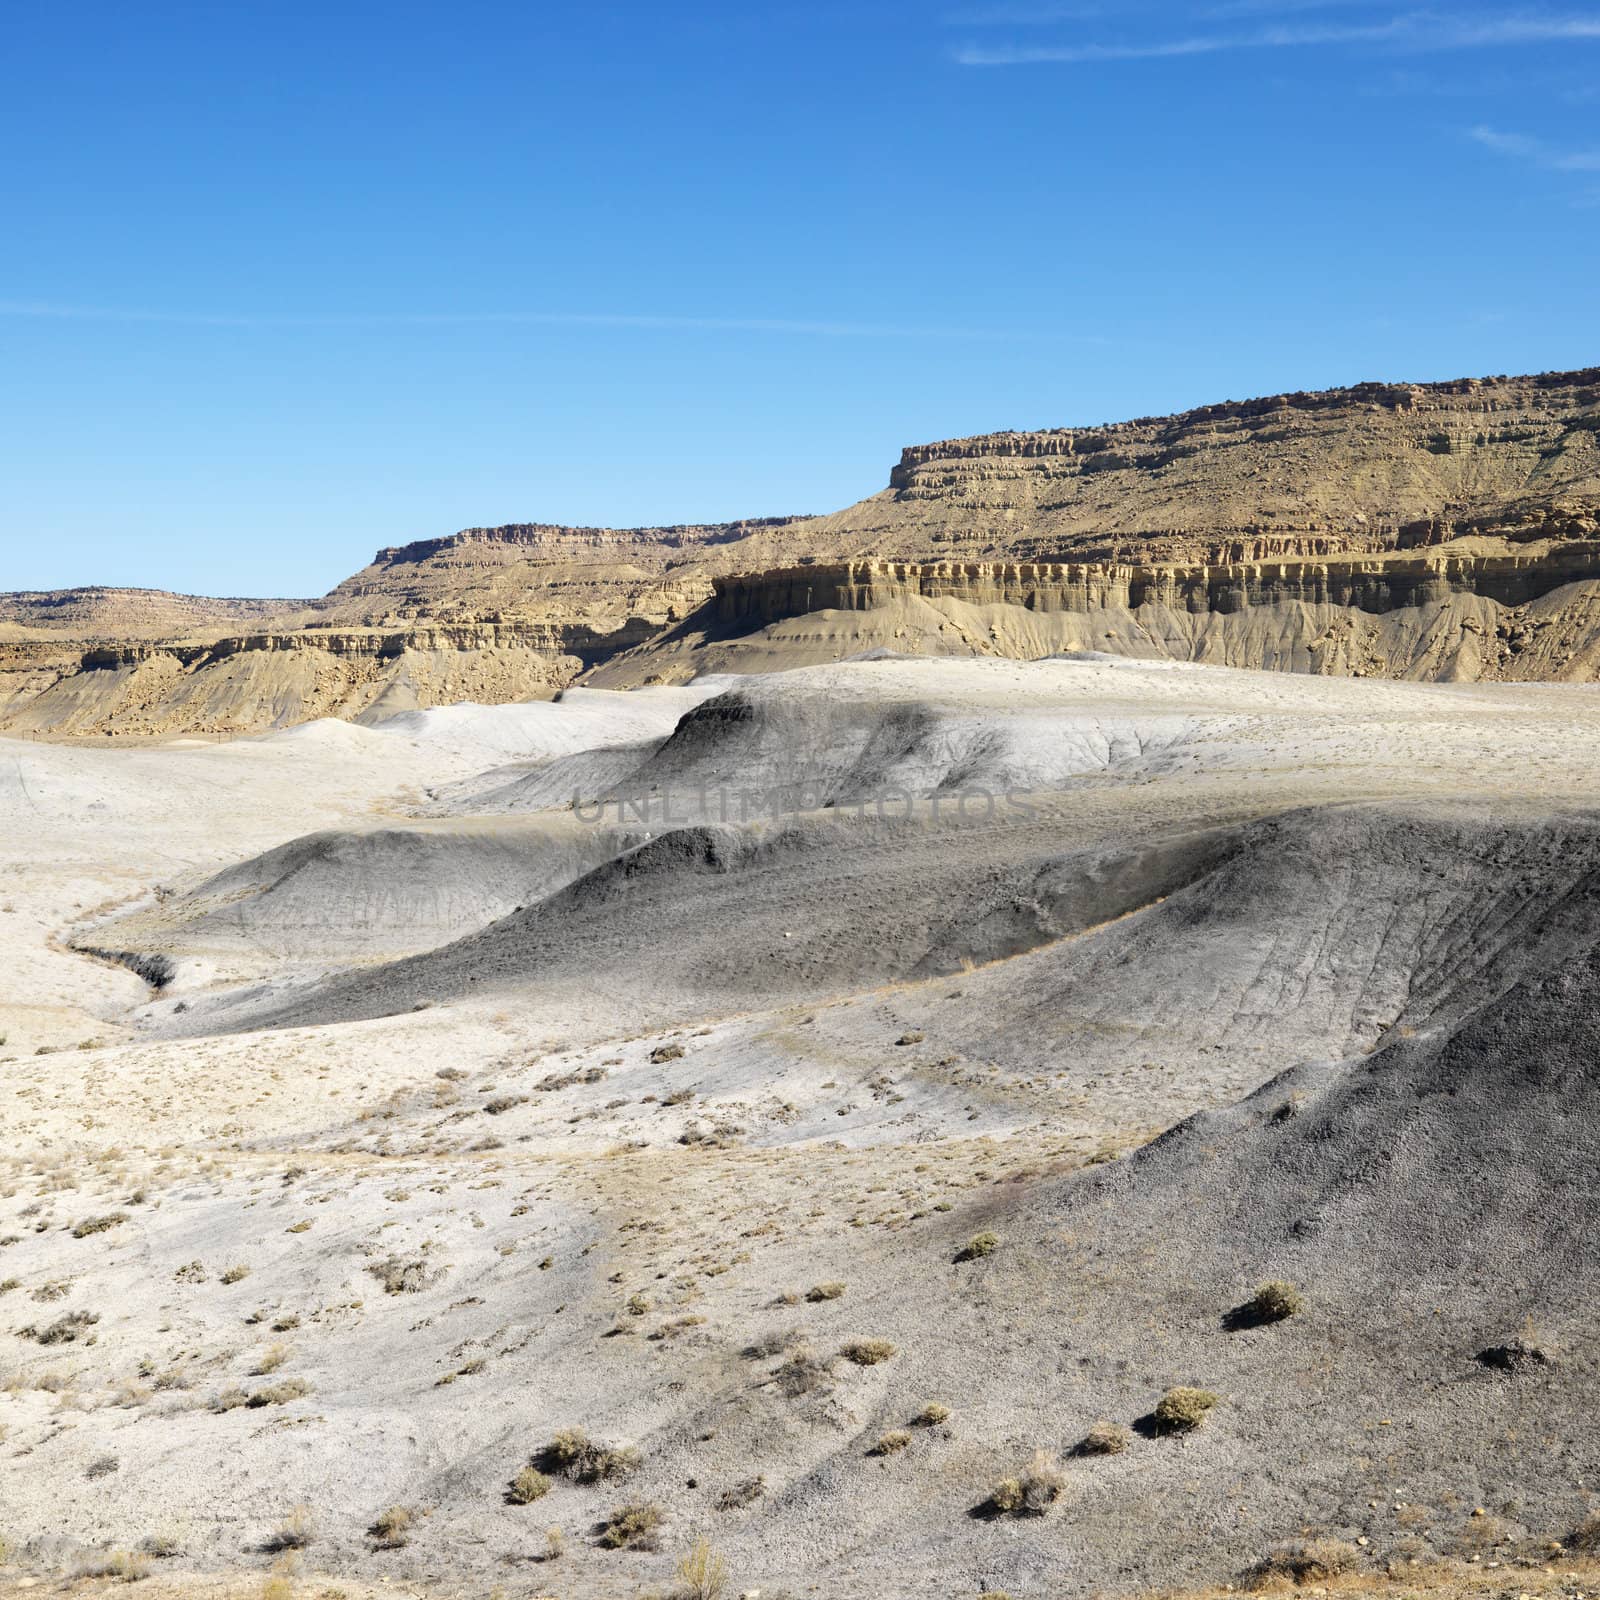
[199,801,1600,1074]
[904,799,1600,1078]
[95,816,641,965]
[421,740,661,816]
[826,931,1600,1598]
[623,685,1210,815]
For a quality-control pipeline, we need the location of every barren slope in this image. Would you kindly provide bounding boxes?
[4,660,1600,1598]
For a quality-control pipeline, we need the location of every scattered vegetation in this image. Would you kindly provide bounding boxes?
[1248,1537,1360,1585]
[649,1314,707,1341]
[78,1550,150,1583]
[840,1338,897,1366]
[260,1560,296,1600]
[1568,1511,1600,1554]
[253,1342,292,1375]
[368,1506,415,1549]
[745,1326,802,1360]
[71,1212,128,1238]
[540,1428,640,1483]
[598,1501,664,1550]
[651,1044,685,1063]
[507,1467,551,1505]
[368,1255,432,1295]
[715,1476,765,1511]
[265,1506,315,1552]
[774,1343,832,1396]
[249,1378,311,1407]
[26,1310,99,1345]
[1250,1281,1304,1322]
[914,1401,950,1427]
[1076,1420,1131,1456]
[988,1450,1067,1516]
[1153,1386,1220,1433]
[213,1378,311,1412]
[219,1264,252,1286]
[675,1536,731,1600]
[870,1430,912,1456]
[955,1231,999,1262]
[804,1281,845,1302]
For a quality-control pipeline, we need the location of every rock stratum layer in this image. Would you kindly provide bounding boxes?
[6,365,1600,733]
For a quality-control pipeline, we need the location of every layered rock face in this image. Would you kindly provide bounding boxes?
[863,368,1600,564]
[0,586,308,636]
[7,366,1600,734]
[713,545,1600,622]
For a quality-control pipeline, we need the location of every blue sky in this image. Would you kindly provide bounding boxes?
[2,1,1598,597]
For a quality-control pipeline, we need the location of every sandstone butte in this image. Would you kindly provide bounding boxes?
[5,364,1600,736]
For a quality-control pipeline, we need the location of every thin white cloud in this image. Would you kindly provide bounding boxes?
[1469,123,1600,170]
[0,300,1036,342]
[945,0,1386,22]
[952,9,1600,64]
[944,3,1115,20]
[1203,0,1393,16]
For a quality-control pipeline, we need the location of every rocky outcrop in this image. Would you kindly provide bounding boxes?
[713,546,1600,624]
[0,620,655,738]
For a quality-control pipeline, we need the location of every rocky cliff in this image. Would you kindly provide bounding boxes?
[7,365,1600,735]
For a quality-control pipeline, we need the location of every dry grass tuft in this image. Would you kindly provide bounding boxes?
[77,1551,151,1583]
[540,1428,639,1483]
[368,1505,415,1549]
[1247,1537,1361,1586]
[988,1450,1066,1516]
[716,1476,766,1511]
[253,1342,292,1375]
[367,1256,432,1295]
[1153,1386,1220,1433]
[774,1342,833,1396]
[955,1231,999,1262]
[1249,1281,1304,1322]
[1568,1512,1600,1554]
[1077,1420,1131,1456]
[507,1467,551,1505]
[265,1506,314,1553]
[840,1337,897,1366]
[71,1212,128,1238]
[675,1535,731,1599]
[598,1501,664,1550]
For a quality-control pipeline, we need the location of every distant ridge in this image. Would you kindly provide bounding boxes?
[4,362,1600,734]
